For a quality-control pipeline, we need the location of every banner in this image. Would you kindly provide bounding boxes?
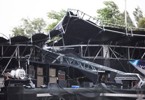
[129,60,145,75]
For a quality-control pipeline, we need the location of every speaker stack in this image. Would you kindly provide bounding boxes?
[58,70,67,87]
[36,67,44,87]
[49,68,57,83]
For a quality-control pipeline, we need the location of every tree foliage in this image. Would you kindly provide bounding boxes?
[133,6,143,26]
[12,27,25,36]
[12,18,46,37]
[97,1,134,27]
[97,1,120,23]
[122,11,134,27]
[138,18,145,28]
[46,10,66,31]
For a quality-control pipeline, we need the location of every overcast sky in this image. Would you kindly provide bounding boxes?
[0,0,145,37]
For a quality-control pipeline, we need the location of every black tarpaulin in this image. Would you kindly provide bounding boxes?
[32,33,48,43]
[0,33,48,44]
[0,37,8,44]
[50,10,145,46]
[10,36,29,44]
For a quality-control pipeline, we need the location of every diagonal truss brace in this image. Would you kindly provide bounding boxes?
[52,54,126,75]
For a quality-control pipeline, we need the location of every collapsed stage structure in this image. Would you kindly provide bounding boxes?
[0,9,145,100]
[50,9,145,73]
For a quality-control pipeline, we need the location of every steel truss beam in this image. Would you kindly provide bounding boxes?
[52,53,125,75]
[53,44,145,60]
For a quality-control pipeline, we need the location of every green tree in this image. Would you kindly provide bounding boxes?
[31,18,46,33]
[138,18,145,28]
[46,10,66,31]
[121,11,134,27]
[97,1,134,27]
[12,18,46,37]
[133,6,143,26]
[97,1,120,24]
[12,27,25,36]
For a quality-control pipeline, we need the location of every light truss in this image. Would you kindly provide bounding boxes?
[51,52,126,75]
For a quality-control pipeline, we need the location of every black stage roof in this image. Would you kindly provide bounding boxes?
[50,10,145,46]
[0,33,48,44]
